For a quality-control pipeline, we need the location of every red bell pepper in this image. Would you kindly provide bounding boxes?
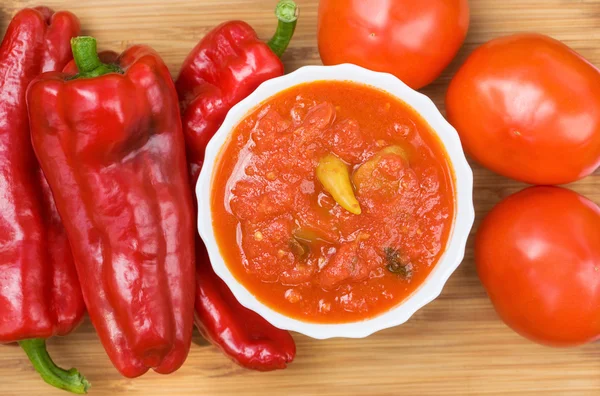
[0,7,88,394]
[27,36,196,378]
[176,1,298,370]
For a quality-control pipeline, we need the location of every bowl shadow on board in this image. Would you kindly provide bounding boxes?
[191,327,212,347]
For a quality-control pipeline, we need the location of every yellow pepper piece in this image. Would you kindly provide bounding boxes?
[380,145,408,160]
[316,154,362,215]
[352,145,408,188]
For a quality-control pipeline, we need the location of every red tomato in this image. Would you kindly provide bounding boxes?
[318,0,469,90]
[476,186,600,347]
[446,34,600,185]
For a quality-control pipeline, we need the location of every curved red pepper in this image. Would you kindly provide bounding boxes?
[0,7,88,394]
[195,241,296,371]
[176,1,298,371]
[27,37,196,378]
[176,0,298,181]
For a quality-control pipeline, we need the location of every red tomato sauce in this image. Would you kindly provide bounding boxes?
[211,81,455,323]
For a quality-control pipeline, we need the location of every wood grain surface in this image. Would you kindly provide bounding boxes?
[2,0,600,395]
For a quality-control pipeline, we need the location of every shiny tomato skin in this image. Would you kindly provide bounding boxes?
[446,34,600,185]
[318,0,469,90]
[476,186,600,347]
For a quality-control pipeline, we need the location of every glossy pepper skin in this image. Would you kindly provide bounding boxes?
[176,1,298,371]
[27,37,196,378]
[176,0,298,181]
[0,7,88,394]
[195,242,296,370]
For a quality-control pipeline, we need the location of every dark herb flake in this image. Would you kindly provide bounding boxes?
[384,247,413,279]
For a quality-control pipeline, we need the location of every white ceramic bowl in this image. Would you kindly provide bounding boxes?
[197,64,474,339]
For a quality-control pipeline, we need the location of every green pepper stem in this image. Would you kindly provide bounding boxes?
[267,0,298,58]
[19,338,90,394]
[71,36,121,79]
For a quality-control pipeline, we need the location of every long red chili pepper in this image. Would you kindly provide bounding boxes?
[0,7,88,394]
[27,36,196,378]
[176,0,298,370]
[195,242,296,370]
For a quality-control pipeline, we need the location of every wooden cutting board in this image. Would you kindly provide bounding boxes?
[1,0,599,394]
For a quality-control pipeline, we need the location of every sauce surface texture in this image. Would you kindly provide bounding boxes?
[212,81,455,323]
